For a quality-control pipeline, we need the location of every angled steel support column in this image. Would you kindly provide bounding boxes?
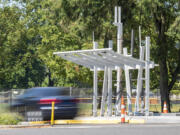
[100,66,108,116]
[145,37,150,116]
[135,46,145,113]
[93,42,98,117]
[123,48,132,113]
[107,40,113,116]
[107,67,112,116]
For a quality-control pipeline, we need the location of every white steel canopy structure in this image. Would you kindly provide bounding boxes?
[54,6,156,117]
[53,48,153,70]
[54,40,155,117]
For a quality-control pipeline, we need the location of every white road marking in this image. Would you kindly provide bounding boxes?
[49,124,180,129]
[50,126,104,129]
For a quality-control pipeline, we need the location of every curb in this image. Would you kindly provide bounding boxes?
[30,119,129,125]
[0,124,50,129]
[17,117,168,125]
[54,119,129,124]
[2,116,180,128]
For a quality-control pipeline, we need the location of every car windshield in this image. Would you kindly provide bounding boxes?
[20,87,69,98]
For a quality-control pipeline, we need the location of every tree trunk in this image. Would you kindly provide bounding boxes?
[154,9,171,112]
[48,68,54,86]
[159,59,171,112]
[158,33,171,112]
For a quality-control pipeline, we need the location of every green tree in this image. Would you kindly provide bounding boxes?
[17,0,93,87]
[0,4,46,89]
[137,0,180,112]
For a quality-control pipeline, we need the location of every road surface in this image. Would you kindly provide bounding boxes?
[0,124,179,135]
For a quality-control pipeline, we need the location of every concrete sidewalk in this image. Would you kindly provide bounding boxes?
[28,115,180,125]
[1,115,180,128]
[129,116,180,124]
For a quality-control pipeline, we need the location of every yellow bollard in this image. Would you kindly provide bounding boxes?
[51,101,55,126]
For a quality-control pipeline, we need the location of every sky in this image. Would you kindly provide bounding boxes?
[0,0,23,8]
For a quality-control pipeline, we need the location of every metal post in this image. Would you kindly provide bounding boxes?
[107,40,113,116]
[145,37,150,116]
[118,6,121,23]
[100,66,108,116]
[141,89,145,113]
[107,67,112,116]
[135,46,145,113]
[139,26,141,47]
[93,42,98,117]
[70,87,72,96]
[130,29,134,113]
[114,6,123,116]
[108,40,113,49]
[51,101,55,126]
[131,29,134,56]
[123,48,132,113]
[114,6,117,23]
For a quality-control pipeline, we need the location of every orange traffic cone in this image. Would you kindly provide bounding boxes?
[121,96,125,123]
[163,101,168,113]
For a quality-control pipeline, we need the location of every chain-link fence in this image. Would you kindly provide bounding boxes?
[0,88,94,104]
[0,88,180,113]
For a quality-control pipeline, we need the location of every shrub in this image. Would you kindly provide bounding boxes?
[0,104,23,125]
[0,113,23,125]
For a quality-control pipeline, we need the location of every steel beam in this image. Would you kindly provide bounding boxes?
[145,37,150,116]
[55,49,147,70]
[100,66,108,116]
[58,54,93,69]
[93,42,98,117]
[114,6,123,116]
[53,48,112,55]
[108,50,145,67]
[77,53,108,68]
[107,41,113,116]
[123,48,132,113]
[107,67,112,116]
[78,53,114,68]
[135,46,145,113]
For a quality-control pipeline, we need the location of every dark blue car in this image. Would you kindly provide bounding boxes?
[11,87,78,121]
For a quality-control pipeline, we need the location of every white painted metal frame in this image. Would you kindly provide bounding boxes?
[114,6,123,116]
[123,48,132,113]
[93,42,98,117]
[107,41,113,116]
[100,66,108,116]
[54,49,146,70]
[135,46,145,113]
[54,43,154,116]
[54,6,155,117]
[145,37,150,116]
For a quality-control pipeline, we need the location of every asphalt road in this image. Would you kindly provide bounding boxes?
[0,124,179,135]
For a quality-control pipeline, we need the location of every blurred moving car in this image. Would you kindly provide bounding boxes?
[11,87,78,121]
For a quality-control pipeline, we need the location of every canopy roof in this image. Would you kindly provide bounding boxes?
[54,48,154,70]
